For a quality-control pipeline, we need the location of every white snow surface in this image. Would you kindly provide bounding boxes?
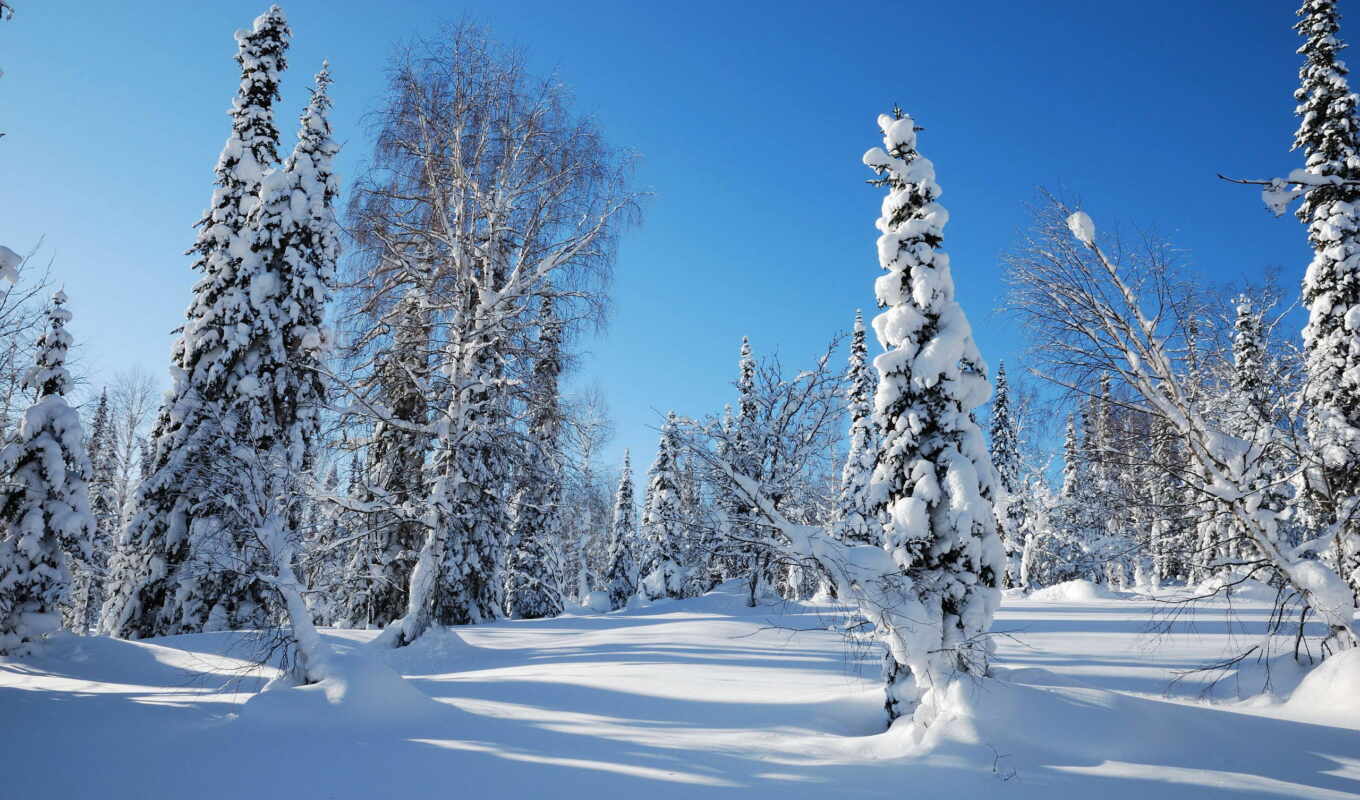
[0,245,21,283]
[1066,210,1096,247]
[1026,578,1117,602]
[2,581,1356,798]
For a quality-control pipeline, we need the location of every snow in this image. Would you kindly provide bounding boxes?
[2,582,1356,798]
[1026,578,1116,602]
[1066,210,1096,247]
[1284,647,1360,724]
[0,244,21,283]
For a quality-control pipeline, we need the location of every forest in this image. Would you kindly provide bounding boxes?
[0,2,1357,798]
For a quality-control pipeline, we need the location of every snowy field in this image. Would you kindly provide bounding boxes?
[3,581,1357,799]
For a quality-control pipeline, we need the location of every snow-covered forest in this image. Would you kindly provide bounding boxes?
[2,3,1358,797]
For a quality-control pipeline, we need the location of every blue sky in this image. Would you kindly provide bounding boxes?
[1,0,1318,473]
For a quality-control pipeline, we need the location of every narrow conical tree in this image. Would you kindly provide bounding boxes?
[988,361,1025,588]
[1226,296,1290,562]
[639,413,686,599]
[1294,0,1360,597]
[836,310,879,546]
[862,109,1003,723]
[0,292,95,653]
[506,296,566,619]
[731,337,773,602]
[604,450,637,609]
[73,388,116,631]
[102,7,293,637]
[255,60,340,470]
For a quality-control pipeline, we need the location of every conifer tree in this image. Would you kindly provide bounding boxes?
[0,291,94,653]
[506,296,566,619]
[988,361,1025,587]
[1293,0,1360,597]
[604,450,637,609]
[1225,296,1290,564]
[1046,416,1094,585]
[639,413,687,599]
[862,110,1003,722]
[731,337,774,602]
[102,7,298,637]
[836,310,879,546]
[73,388,116,631]
[343,285,431,627]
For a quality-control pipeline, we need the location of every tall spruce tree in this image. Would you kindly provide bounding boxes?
[343,286,431,627]
[604,450,638,609]
[74,388,116,631]
[988,361,1025,588]
[0,292,94,653]
[506,296,566,619]
[103,7,331,637]
[836,310,879,547]
[1225,295,1290,564]
[731,337,774,603]
[862,110,1003,722]
[639,413,687,600]
[1293,0,1360,597]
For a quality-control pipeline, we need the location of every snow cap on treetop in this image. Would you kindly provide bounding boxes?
[1066,210,1096,247]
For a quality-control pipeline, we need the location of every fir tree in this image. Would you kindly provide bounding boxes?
[732,337,774,603]
[862,109,1003,722]
[506,296,566,619]
[343,286,431,627]
[1047,416,1094,585]
[73,387,116,631]
[988,361,1025,588]
[604,450,637,609]
[1225,295,1290,565]
[836,310,879,547]
[1293,0,1360,597]
[0,291,95,653]
[639,413,687,600]
[102,7,295,637]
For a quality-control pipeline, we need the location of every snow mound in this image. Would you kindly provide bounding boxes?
[581,590,612,613]
[237,653,444,726]
[1285,648,1360,722]
[1027,579,1115,602]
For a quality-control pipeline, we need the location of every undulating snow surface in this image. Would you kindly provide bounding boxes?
[2,581,1356,798]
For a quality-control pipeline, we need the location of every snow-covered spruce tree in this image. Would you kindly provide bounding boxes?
[506,296,566,619]
[1293,0,1360,597]
[341,285,431,628]
[1218,295,1291,567]
[604,450,638,609]
[1035,417,1091,586]
[988,361,1025,588]
[104,9,342,638]
[1146,416,1186,585]
[731,337,776,604]
[70,387,116,631]
[836,310,879,547]
[0,291,94,653]
[862,110,1003,723]
[639,413,688,600]
[430,316,512,628]
[102,6,292,638]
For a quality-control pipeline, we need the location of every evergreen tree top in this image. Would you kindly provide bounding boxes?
[1294,0,1360,215]
[24,291,73,399]
[231,5,291,175]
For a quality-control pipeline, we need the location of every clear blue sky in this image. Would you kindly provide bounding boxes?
[1,0,1317,473]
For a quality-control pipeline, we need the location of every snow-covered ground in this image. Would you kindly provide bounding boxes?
[3,581,1357,798]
